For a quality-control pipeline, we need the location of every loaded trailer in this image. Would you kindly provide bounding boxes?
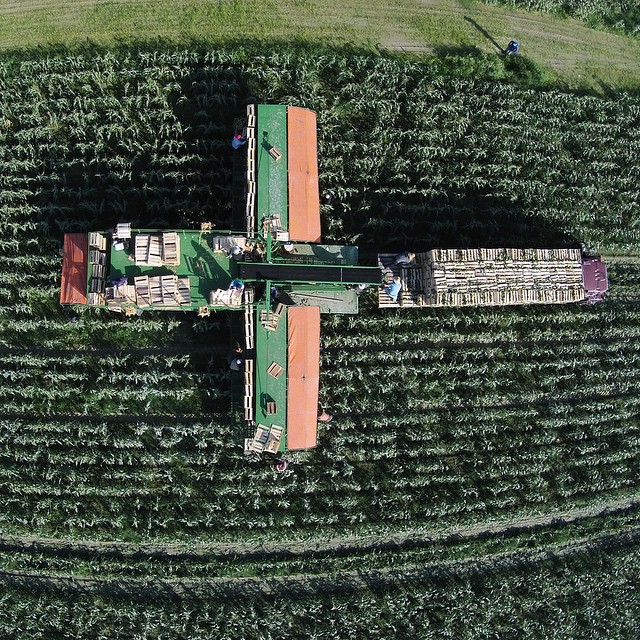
[377,248,608,308]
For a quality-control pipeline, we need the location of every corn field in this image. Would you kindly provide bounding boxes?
[1,43,640,638]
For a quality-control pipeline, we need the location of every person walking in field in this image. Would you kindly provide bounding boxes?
[504,40,519,55]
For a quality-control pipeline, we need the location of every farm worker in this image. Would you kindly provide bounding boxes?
[505,40,519,55]
[230,279,244,291]
[322,190,335,205]
[228,344,244,371]
[231,134,247,149]
[383,277,402,302]
[392,251,416,266]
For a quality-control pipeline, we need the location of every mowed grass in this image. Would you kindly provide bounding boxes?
[1,0,639,92]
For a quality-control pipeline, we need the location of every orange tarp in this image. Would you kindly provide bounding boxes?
[287,107,321,242]
[286,306,320,450]
[60,234,88,304]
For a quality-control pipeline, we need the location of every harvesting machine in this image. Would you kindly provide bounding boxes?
[60,105,379,454]
[60,104,609,452]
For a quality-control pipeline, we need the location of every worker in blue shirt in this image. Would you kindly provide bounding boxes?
[505,40,519,55]
[383,277,402,302]
[231,134,247,149]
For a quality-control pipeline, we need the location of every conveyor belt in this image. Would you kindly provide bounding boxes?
[238,262,381,284]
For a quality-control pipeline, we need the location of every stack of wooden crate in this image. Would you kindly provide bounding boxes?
[260,303,284,331]
[134,233,180,266]
[245,103,257,234]
[424,248,585,307]
[243,287,255,423]
[162,232,180,265]
[209,288,243,306]
[135,275,191,307]
[248,424,283,454]
[134,276,151,307]
[105,283,136,311]
[88,233,108,302]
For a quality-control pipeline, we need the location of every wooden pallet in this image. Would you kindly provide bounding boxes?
[250,425,270,453]
[176,277,191,305]
[89,232,107,250]
[115,223,131,239]
[161,275,178,305]
[267,362,284,379]
[134,275,151,307]
[162,232,180,265]
[264,425,283,454]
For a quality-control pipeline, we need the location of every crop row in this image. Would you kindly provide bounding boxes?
[0,501,637,583]
[0,394,637,539]
[1,48,640,256]
[0,527,638,639]
[0,45,638,545]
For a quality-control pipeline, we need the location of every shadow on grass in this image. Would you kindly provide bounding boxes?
[463,16,505,54]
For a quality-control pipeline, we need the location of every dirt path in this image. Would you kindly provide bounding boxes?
[380,1,640,91]
[602,255,640,263]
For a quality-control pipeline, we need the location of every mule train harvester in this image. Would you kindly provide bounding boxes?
[60,104,609,453]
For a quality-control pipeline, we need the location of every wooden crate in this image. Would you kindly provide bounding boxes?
[134,275,150,307]
[162,232,180,265]
[267,362,284,379]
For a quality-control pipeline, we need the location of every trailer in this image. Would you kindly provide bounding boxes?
[377,248,608,308]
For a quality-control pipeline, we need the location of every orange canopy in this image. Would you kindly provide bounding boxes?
[60,234,88,304]
[287,107,321,242]
[286,306,320,449]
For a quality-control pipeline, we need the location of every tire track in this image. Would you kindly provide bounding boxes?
[0,493,638,562]
[1,524,638,600]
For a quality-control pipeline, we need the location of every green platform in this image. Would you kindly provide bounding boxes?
[107,230,241,310]
[253,301,288,452]
[256,104,288,231]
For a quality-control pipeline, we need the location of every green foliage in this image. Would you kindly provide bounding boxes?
[0,41,639,637]
[1,43,639,539]
[0,532,639,638]
[502,53,550,85]
[412,50,549,86]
